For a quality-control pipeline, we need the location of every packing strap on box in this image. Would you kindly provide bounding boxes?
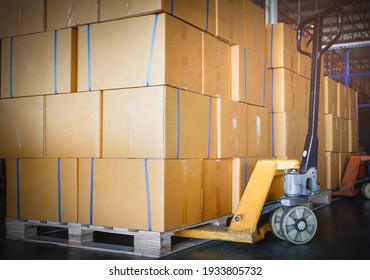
[146,14,159,87]
[244,47,247,102]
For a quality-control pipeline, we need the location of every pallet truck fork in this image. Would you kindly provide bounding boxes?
[175,6,343,245]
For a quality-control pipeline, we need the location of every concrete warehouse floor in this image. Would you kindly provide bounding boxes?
[0,188,369,260]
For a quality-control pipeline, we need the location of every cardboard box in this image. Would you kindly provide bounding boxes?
[266,23,298,73]
[322,76,337,115]
[0,96,44,158]
[0,0,44,38]
[231,45,266,106]
[102,86,210,159]
[247,105,268,157]
[6,159,78,222]
[269,112,300,159]
[232,157,264,213]
[317,153,326,189]
[337,83,349,119]
[99,0,216,34]
[78,158,203,232]
[348,88,358,120]
[45,91,101,158]
[298,75,310,118]
[46,0,98,30]
[298,36,312,79]
[339,118,349,153]
[267,68,299,113]
[1,28,77,98]
[215,0,243,45]
[202,32,231,99]
[325,152,339,190]
[203,159,232,220]
[209,99,247,158]
[243,0,265,57]
[348,119,359,153]
[338,153,350,184]
[78,13,202,93]
[324,114,340,152]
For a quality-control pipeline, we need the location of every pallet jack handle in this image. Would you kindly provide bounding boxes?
[297,6,343,174]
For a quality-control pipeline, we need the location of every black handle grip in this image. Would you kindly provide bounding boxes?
[297,5,343,58]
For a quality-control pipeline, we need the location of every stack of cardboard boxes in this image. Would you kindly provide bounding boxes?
[0,0,360,232]
[0,0,270,232]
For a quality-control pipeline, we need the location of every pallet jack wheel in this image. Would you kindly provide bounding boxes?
[281,206,317,245]
[361,182,370,199]
[269,207,286,240]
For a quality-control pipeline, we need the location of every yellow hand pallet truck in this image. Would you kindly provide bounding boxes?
[176,6,343,245]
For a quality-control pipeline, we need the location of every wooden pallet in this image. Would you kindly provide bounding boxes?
[5,216,230,258]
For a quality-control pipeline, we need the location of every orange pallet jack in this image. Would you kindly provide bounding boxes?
[332,155,370,199]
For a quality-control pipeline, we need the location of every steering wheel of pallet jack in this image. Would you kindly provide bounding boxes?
[280,206,317,245]
[361,182,370,199]
[269,207,286,240]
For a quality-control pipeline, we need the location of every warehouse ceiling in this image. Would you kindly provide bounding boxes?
[275,0,370,103]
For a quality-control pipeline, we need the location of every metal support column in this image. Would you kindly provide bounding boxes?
[266,0,278,24]
[344,48,350,87]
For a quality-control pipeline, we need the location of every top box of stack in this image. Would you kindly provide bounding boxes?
[0,0,45,39]
[78,13,202,93]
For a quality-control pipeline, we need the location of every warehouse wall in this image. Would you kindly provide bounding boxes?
[358,107,370,153]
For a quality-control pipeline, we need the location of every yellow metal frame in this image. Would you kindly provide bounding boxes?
[175,159,300,243]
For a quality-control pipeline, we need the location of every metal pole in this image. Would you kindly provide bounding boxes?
[266,0,278,24]
[344,48,350,87]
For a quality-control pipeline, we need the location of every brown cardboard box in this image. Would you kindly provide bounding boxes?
[322,76,337,115]
[348,88,358,120]
[231,45,266,106]
[339,118,349,153]
[325,152,339,190]
[1,28,77,98]
[337,83,349,119]
[6,159,78,222]
[209,99,247,158]
[338,153,350,184]
[0,0,44,38]
[324,114,340,152]
[0,96,44,158]
[243,0,265,57]
[202,32,231,99]
[247,105,268,157]
[78,158,203,231]
[348,119,359,153]
[45,91,101,158]
[215,0,243,45]
[99,0,215,34]
[298,36,312,79]
[78,14,202,93]
[298,75,310,118]
[102,86,210,159]
[232,157,263,213]
[267,68,299,113]
[269,112,300,159]
[317,153,326,189]
[46,0,98,31]
[203,159,232,220]
[266,23,298,73]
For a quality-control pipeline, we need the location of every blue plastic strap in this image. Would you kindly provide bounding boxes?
[87,24,92,91]
[16,159,20,219]
[243,47,247,102]
[243,158,247,189]
[170,0,174,14]
[57,158,61,222]
[54,30,58,94]
[89,158,94,225]
[206,0,210,32]
[146,14,159,87]
[144,159,152,231]
[271,69,275,158]
[269,24,274,68]
[207,96,212,158]
[176,88,180,159]
[9,38,13,98]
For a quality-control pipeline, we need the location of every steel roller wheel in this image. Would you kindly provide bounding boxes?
[269,207,286,240]
[361,182,370,199]
[281,206,317,245]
